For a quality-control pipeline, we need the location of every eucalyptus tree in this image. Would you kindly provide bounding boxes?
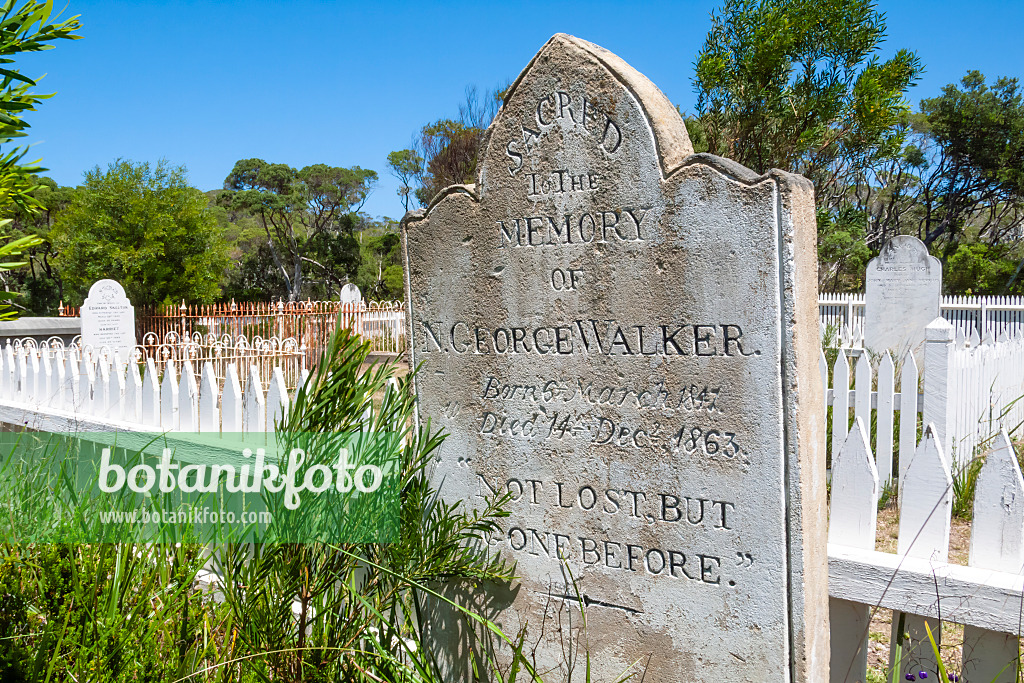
[219,159,378,301]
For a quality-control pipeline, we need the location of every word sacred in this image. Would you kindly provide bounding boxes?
[419,319,760,358]
[505,89,623,176]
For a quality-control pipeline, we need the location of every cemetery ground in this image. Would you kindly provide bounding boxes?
[866,502,973,680]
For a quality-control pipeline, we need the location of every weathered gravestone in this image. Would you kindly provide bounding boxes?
[865,235,941,359]
[81,279,136,361]
[340,282,362,305]
[402,34,827,682]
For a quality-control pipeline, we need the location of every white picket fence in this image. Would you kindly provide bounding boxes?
[826,317,1024,681]
[0,338,309,434]
[828,423,1024,683]
[823,319,1024,474]
[820,292,1024,343]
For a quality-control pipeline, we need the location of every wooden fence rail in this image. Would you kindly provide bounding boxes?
[822,319,1024,474]
[820,292,1024,341]
[0,338,334,434]
[828,423,1024,683]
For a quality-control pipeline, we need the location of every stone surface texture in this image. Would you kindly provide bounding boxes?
[81,279,136,360]
[402,34,827,682]
[865,235,942,359]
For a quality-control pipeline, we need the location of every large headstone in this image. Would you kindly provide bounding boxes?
[865,235,941,358]
[402,35,827,682]
[81,279,136,360]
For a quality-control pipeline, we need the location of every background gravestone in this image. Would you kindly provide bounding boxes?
[340,282,362,305]
[403,34,827,682]
[865,235,942,359]
[81,279,136,361]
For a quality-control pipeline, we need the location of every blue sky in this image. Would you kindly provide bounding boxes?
[16,0,1024,221]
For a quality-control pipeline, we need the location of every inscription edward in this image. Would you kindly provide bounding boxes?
[402,34,826,682]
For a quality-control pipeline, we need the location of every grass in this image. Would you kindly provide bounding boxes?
[1,326,624,682]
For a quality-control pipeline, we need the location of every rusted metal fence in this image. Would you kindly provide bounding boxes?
[59,299,407,364]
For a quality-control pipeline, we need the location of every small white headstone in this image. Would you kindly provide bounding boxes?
[339,283,361,305]
[81,279,136,361]
[865,236,941,358]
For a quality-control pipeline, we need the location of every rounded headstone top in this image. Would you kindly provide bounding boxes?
[86,278,129,304]
[875,235,937,269]
[339,283,361,305]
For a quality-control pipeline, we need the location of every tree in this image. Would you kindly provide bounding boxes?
[0,176,73,313]
[0,1,80,318]
[694,0,921,209]
[50,160,229,306]
[0,1,80,216]
[219,159,377,301]
[386,149,423,213]
[391,84,506,210]
[353,219,403,300]
[831,71,1024,293]
[884,73,1024,252]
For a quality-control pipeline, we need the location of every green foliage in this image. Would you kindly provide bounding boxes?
[0,541,219,682]
[1,175,74,313]
[693,0,922,293]
[917,72,1024,254]
[951,455,985,520]
[854,72,1024,293]
[0,1,80,216]
[944,242,1023,295]
[355,220,404,300]
[219,158,377,301]
[682,114,709,154]
[0,328,595,681]
[818,204,873,290]
[399,84,506,210]
[694,0,921,197]
[387,148,423,213]
[415,119,482,207]
[0,2,80,319]
[50,159,229,307]
[877,478,896,511]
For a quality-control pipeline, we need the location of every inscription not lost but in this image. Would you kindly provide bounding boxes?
[403,35,827,682]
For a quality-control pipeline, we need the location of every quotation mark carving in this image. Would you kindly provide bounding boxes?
[735,552,754,567]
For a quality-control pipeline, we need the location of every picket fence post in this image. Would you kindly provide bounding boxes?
[832,350,850,458]
[923,319,955,463]
[828,417,878,683]
[160,360,179,431]
[221,363,243,432]
[178,360,199,431]
[243,365,266,433]
[961,430,1024,683]
[889,424,953,679]
[876,351,895,483]
[142,358,160,428]
[266,366,289,432]
[198,361,219,433]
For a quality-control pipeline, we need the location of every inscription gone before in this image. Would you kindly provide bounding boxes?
[402,34,826,683]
